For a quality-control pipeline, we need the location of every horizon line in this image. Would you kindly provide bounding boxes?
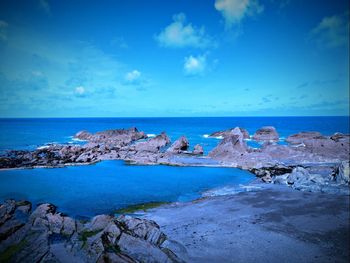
[0,116,349,119]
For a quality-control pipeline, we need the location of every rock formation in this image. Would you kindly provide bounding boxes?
[0,200,182,263]
[252,126,279,142]
[209,127,249,139]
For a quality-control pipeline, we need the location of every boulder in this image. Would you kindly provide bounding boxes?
[47,213,64,234]
[86,215,112,232]
[336,161,350,184]
[62,216,76,236]
[133,132,171,153]
[117,215,166,246]
[193,144,204,155]
[286,131,324,145]
[209,127,250,139]
[166,136,189,154]
[74,130,92,140]
[117,233,172,263]
[330,133,350,142]
[208,130,248,160]
[253,126,279,142]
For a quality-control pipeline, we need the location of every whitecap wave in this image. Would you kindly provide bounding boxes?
[147,134,156,138]
[203,134,223,139]
[71,138,87,142]
[37,145,50,150]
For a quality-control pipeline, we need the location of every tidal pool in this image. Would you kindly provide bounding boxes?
[0,160,255,218]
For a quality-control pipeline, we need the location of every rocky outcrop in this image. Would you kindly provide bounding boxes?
[271,166,350,194]
[166,136,189,154]
[209,127,250,139]
[0,200,182,263]
[74,127,147,145]
[193,144,204,155]
[208,129,248,160]
[285,131,324,145]
[336,161,350,185]
[252,126,279,142]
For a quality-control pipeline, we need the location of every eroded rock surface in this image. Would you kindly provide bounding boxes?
[0,200,181,263]
[252,126,279,142]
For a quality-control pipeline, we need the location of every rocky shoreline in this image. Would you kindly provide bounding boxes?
[0,125,349,262]
[0,199,183,263]
[1,126,349,194]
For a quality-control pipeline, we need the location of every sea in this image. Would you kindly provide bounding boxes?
[0,117,348,217]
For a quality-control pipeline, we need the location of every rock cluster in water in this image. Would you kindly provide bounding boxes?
[0,200,182,263]
[0,125,349,194]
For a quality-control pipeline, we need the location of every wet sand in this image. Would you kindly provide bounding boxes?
[143,183,350,263]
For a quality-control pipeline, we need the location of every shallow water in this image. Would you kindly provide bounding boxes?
[0,160,255,218]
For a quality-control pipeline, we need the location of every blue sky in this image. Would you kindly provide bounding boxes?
[0,0,348,117]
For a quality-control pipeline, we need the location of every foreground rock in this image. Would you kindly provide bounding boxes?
[0,200,182,263]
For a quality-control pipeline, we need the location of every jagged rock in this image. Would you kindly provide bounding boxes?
[193,144,204,155]
[253,126,279,142]
[336,161,350,184]
[0,200,16,225]
[117,215,166,246]
[209,127,250,139]
[0,200,180,263]
[133,132,170,153]
[29,204,56,223]
[47,213,64,234]
[166,136,189,154]
[62,216,76,236]
[103,222,121,244]
[74,130,92,140]
[209,129,247,159]
[0,218,25,242]
[330,132,350,142]
[15,201,32,214]
[86,215,112,232]
[285,131,323,145]
[117,233,172,263]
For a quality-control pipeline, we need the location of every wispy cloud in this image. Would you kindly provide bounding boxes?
[39,0,51,15]
[125,70,141,83]
[310,13,349,49]
[184,54,207,76]
[214,0,264,28]
[155,13,213,49]
[74,86,86,97]
[0,20,8,41]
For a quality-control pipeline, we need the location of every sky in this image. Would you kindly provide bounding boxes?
[0,0,349,117]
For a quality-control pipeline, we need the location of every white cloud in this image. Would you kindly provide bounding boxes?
[155,13,213,48]
[75,86,85,96]
[125,70,141,83]
[39,0,51,15]
[310,13,349,49]
[0,20,8,41]
[184,54,207,76]
[214,0,263,28]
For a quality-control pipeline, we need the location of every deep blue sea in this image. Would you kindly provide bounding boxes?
[0,117,348,217]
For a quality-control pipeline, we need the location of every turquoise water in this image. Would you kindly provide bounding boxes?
[0,117,348,218]
[0,160,254,218]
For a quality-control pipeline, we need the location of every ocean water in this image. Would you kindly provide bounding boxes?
[0,160,254,218]
[0,117,348,152]
[0,117,348,217]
